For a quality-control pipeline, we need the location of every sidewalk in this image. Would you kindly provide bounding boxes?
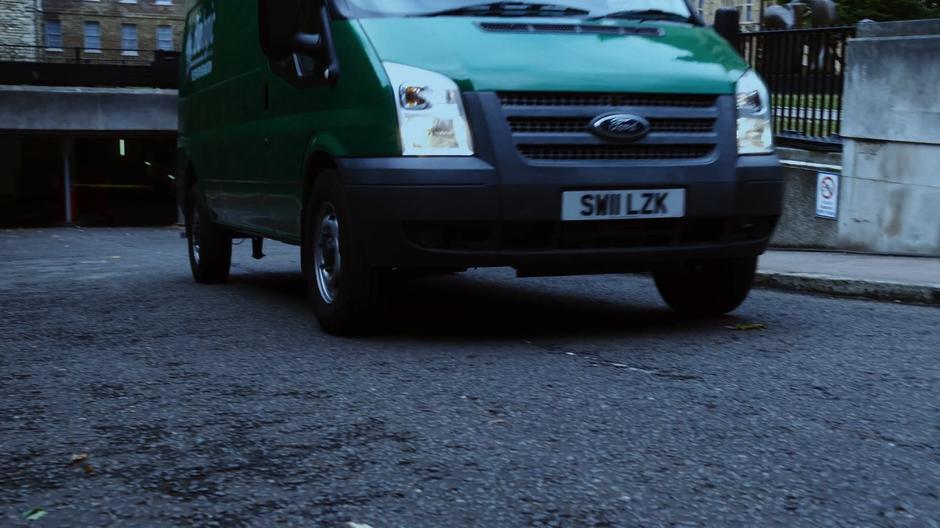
[757,250,940,305]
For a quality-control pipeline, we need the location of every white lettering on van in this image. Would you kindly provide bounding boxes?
[185,5,216,82]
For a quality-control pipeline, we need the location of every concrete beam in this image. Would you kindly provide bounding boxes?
[0,85,178,133]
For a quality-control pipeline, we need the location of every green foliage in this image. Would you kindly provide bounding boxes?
[836,0,940,23]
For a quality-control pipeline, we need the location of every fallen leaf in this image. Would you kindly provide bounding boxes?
[82,463,96,475]
[728,323,766,331]
[69,453,89,465]
[21,508,47,521]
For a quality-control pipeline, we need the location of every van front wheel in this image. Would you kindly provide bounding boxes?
[653,256,757,316]
[185,181,232,284]
[302,171,386,335]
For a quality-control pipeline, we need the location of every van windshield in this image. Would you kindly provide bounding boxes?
[338,0,694,19]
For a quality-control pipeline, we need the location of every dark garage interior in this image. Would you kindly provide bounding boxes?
[0,135,178,228]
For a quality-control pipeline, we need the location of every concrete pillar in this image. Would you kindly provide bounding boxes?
[61,137,74,225]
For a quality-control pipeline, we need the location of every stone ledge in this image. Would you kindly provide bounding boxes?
[856,18,940,39]
[756,272,940,305]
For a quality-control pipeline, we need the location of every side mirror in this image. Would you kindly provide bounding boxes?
[259,0,322,60]
[714,7,741,48]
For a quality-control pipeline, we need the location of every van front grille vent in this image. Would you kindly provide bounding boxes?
[499,92,718,108]
[517,144,715,161]
[478,22,664,37]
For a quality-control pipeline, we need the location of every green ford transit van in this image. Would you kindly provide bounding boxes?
[179,0,783,334]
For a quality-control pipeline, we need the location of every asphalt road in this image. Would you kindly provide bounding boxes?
[1,228,938,527]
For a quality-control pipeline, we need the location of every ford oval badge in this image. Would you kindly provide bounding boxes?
[590,114,651,142]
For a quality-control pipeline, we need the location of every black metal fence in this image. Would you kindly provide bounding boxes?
[0,45,180,88]
[740,25,856,150]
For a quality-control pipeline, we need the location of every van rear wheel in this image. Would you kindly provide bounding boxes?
[653,256,757,316]
[185,181,232,284]
[302,171,386,336]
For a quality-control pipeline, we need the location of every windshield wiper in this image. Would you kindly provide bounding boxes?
[418,2,591,18]
[586,9,695,23]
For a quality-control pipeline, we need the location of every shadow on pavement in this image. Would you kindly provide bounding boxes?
[225,269,747,341]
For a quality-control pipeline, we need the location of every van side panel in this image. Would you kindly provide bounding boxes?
[258,20,400,240]
[181,7,399,239]
[180,0,271,231]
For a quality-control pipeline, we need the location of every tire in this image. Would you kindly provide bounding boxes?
[653,256,757,316]
[301,170,386,335]
[185,180,232,284]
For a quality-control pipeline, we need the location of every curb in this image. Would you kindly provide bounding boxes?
[755,271,940,305]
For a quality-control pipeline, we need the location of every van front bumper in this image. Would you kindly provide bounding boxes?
[339,154,783,272]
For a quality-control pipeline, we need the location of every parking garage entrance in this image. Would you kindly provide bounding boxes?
[0,135,178,227]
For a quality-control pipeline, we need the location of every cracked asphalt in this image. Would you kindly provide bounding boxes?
[1,228,938,527]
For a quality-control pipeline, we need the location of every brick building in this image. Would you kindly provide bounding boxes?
[38,0,185,62]
[692,0,770,31]
[696,0,763,30]
[0,0,39,60]
[735,0,763,31]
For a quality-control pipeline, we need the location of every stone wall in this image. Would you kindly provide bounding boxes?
[770,148,842,249]
[772,20,940,256]
[839,19,940,256]
[0,0,38,60]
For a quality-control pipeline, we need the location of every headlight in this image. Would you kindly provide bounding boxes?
[736,70,774,155]
[383,62,474,157]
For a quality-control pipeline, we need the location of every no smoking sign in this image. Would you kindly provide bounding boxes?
[816,172,840,220]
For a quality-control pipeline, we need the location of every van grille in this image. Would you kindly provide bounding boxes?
[498,91,722,162]
[518,144,714,161]
[508,117,717,134]
[498,92,718,108]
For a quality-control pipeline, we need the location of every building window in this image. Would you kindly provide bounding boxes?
[156,25,173,51]
[697,0,704,17]
[121,24,139,55]
[155,0,173,5]
[45,20,63,50]
[744,0,754,21]
[84,21,101,52]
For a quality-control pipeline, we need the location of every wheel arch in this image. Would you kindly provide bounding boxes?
[299,146,340,239]
[303,150,338,209]
[178,161,198,214]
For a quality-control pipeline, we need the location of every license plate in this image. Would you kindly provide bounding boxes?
[561,189,685,221]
